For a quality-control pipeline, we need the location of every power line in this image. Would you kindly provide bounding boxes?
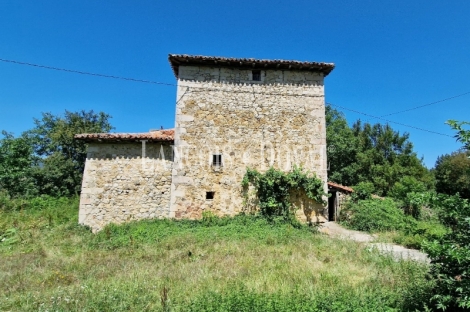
[328,102,453,137]
[379,91,470,117]
[0,58,325,97]
[0,58,176,86]
[0,57,458,138]
[2,57,468,110]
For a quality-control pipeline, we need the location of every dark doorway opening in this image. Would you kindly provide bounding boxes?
[328,191,336,221]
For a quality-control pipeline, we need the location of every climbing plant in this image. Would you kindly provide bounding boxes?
[241,166,327,221]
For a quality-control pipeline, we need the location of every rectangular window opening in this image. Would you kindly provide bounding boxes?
[252,70,261,81]
[206,191,215,200]
[212,154,222,167]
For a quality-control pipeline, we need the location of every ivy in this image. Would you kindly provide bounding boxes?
[241,166,327,221]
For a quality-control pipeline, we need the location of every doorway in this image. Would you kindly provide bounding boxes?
[328,191,336,221]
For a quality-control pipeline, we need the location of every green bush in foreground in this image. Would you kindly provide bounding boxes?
[341,198,410,232]
[423,194,470,311]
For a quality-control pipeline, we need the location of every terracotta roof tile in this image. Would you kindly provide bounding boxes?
[74,129,175,142]
[327,181,354,193]
[168,54,335,78]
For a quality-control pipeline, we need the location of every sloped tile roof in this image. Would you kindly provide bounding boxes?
[327,181,354,193]
[74,129,175,142]
[168,54,335,78]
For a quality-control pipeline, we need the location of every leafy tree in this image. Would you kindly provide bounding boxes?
[447,120,470,151]
[434,151,470,199]
[22,110,114,196]
[0,110,113,198]
[422,122,470,310]
[352,121,432,195]
[325,105,359,187]
[423,194,470,311]
[325,105,432,196]
[0,131,38,197]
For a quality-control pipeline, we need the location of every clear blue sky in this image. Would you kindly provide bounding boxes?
[1,0,469,167]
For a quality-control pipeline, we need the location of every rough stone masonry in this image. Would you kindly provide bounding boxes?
[75,54,335,232]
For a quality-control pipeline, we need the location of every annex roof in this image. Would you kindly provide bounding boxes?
[327,181,354,193]
[168,54,335,78]
[74,129,174,143]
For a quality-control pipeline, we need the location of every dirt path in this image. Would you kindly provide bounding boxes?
[319,222,430,263]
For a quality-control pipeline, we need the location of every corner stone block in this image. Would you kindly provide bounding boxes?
[176,115,194,122]
[172,176,193,185]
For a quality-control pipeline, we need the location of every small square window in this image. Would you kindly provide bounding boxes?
[252,70,261,81]
[206,191,215,200]
[212,154,222,167]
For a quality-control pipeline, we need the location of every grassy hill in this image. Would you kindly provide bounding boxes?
[0,196,432,311]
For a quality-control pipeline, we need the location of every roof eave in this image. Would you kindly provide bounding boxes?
[168,54,335,79]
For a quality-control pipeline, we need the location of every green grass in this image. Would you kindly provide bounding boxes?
[1,196,433,311]
[374,221,448,250]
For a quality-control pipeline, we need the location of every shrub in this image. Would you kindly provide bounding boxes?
[393,220,448,250]
[389,176,433,219]
[341,198,410,232]
[350,181,375,201]
[242,166,326,222]
[422,194,470,311]
[389,176,428,202]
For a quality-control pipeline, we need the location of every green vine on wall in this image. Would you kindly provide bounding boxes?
[241,166,327,221]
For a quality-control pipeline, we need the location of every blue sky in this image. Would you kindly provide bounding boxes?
[1,0,469,167]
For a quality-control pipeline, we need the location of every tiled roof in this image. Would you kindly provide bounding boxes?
[74,129,175,142]
[327,181,354,193]
[168,54,335,78]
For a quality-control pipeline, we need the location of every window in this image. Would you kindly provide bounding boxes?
[212,154,222,167]
[206,191,215,200]
[252,70,261,81]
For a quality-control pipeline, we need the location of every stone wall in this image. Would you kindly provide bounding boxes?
[79,142,173,232]
[171,66,328,221]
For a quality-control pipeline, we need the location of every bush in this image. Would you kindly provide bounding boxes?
[393,220,447,250]
[389,176,428,202]
[351,181,375,201]
[422,194,470,311]
[389,176,433,219]
[242,166,326,222]
[341,198,410,232]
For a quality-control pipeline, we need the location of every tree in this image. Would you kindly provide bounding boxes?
[22,110,114,196]
[325,105,432,196]
[325,105,359,187]
[422,121,470,311]
[434,151,470,199]
[0,110,113,198]
[423,194,470,311]
[0,131,38,197]
[432,120,470,200]
[447,120,470,151]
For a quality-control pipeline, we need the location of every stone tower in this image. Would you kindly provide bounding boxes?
[168,54,334,222]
